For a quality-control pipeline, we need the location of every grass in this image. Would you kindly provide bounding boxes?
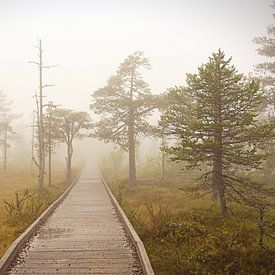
[103,167,275,274]
[0,165,80,258]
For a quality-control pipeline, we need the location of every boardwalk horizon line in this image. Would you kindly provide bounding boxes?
[0,167,154,275]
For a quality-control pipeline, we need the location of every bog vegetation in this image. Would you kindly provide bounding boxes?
[102,152,275,274]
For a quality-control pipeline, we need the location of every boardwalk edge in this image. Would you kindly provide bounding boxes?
[0,171,82,275]
[100,173,155,275]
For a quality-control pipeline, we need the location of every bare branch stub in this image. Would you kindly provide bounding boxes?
[42,84,55,89]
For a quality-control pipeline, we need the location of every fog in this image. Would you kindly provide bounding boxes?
[0,0,271,115]
[0,0,272,167]
[0,0,271,168]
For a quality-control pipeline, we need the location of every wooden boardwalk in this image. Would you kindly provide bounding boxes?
[5,169,144,274]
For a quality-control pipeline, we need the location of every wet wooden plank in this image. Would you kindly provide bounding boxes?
[13,258,134,265]
[9,268,141,274]
[11,262,136,269]
[9,271,134,275]
[19,250,134,260]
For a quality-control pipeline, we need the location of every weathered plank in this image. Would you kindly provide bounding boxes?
[3,168,144,275]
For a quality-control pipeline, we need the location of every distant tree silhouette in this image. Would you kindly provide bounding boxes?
[51,109,91,183]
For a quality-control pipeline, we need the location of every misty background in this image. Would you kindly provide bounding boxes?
[0,0,272,165]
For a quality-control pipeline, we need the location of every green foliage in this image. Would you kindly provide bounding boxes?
[163,50,272,170]
[144,218,275,274]
[103,161,275,274]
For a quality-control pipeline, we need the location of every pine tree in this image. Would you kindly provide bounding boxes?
[50,109,91,183]
[162,50,274,216]
[91,52,157,185]
[253,0,275,114]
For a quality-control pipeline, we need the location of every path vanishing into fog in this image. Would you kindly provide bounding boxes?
[5,168,144,274]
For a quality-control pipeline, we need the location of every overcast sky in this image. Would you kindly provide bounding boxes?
[0,0,272,121]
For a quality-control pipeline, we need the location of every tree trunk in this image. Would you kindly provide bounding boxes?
[128,70,136,185]
[66,141,73,184]
[38,39,45,192]
[39,156,45,191]
[67,155,72,184]
[128,122,136,185]
[212,180,219,200]
[213,156,227,216]
[213,89,227,216]
[48,113,52,186]
[48,139,52,186]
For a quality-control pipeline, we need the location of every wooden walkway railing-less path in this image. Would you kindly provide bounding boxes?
[1,168,154,275]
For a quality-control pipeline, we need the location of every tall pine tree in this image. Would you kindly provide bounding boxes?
[162,50,274,216]
[91,52,157,185]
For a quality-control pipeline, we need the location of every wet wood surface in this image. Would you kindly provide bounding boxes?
[6,169,143,274]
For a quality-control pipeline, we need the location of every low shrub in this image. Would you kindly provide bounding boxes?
[3,189,56,225]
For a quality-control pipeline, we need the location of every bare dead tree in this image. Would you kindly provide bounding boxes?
[29,39,55,191]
